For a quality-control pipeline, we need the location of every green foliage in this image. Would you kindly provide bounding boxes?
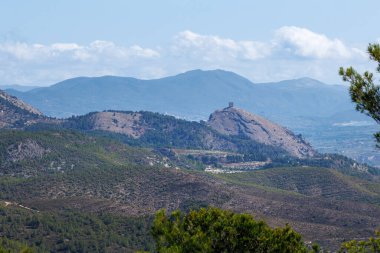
[0,238,34,253]
[0,206,154,252]
[339,231,380,253]
[339,43,380,145]
[152,207,310,253]
[49,110,292,162]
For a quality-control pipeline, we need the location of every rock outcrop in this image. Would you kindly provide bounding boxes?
[90,111,145,138]
[208,105,316,158]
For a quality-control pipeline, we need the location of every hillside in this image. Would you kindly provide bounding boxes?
[0,130,233,215]
[208,106,316,158]
[58,110,294,160]
[7,70,359,122]
[0,90,374,181]
[8,69,379,167]
[0,89,46,128]
[59,109,380,179]
[0,130,380,250]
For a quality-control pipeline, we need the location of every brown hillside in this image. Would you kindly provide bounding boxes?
[208,105,316,158]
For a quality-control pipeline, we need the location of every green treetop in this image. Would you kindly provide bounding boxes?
[339,43,380,145]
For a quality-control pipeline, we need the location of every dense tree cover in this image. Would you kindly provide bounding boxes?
[152,207,313,253]
[339,43,380,145]
[338,231,380,253]
[0,205,378,252]
[0,206,154,252]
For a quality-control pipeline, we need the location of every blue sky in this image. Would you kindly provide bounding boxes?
[1,0,380,85]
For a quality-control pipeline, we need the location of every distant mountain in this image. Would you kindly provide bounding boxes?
[7,69,379,166]
[6,70,361,123]
[0,84,40,92]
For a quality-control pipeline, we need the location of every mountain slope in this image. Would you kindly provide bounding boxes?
[0,130,231,213]
[0,89,44,128]
[208,106,315,158]
[59,110,292,160]
[10,69,380,165]
[7,70,359,122]
[45,109,378,180]
[1,130,380,250]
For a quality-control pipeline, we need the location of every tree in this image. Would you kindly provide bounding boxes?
[151,207,312,253]
[338,230,380,253]
[339,43,380,145]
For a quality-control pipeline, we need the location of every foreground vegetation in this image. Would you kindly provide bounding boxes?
[2,206,378,252]
[0,204,154,252]
[152,207,315,253]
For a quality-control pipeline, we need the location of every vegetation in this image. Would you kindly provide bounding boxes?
[339,231,380,253]
[216,166,380,204]
[1,204,379,252]
[339,43,380,145]
[41,110,379,178]
[0,205,154,252]
[152,207,312,253]
[0,237,34,253]
[0,130,379,251]
[42,110,292,161]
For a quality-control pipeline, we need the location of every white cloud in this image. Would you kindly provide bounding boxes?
[173,30,272,61]
[0,40,161,85]
[0,27,373,85]
[51,43,81,51]
[0,41,160,62]
[274,26,360,59]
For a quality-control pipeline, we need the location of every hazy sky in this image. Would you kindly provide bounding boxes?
[1,0,380,85]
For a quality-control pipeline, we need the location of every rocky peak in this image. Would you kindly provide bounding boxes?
[208,105,316,158]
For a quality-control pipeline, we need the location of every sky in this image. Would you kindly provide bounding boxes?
[1,0,380,86]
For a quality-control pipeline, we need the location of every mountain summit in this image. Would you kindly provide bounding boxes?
[7,69,357,123]
[208,104,316,158]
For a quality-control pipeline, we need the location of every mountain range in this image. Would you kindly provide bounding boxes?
[5,69,379,166]
[1,89,380,250]
[5,69,362,123]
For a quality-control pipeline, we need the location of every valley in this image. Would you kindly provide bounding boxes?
[1,74,380,252]
[2,2,380,252]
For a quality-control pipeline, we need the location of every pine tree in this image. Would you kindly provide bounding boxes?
[339,43,380,145]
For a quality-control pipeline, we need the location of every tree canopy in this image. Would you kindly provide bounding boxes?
[338,231,380,253]
[339,43,380,145]
[152,207,312,253]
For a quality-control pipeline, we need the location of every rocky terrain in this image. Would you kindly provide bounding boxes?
[91,111,145,138]
[208,105,316,158]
